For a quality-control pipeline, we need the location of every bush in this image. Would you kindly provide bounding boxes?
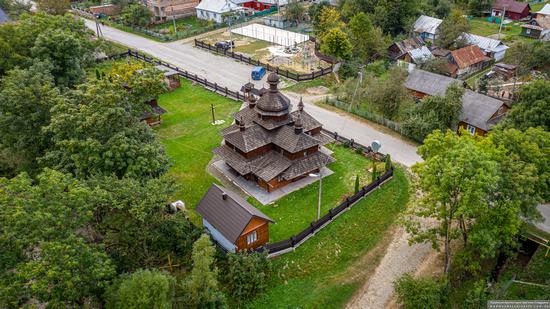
[222,251,271,305]
[105,269,176,309]
[394,273,447,309]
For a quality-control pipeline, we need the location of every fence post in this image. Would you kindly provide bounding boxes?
[225,87,228,96]
[311,222,316,234]
[334,132,338,141]
[350,139,354,148]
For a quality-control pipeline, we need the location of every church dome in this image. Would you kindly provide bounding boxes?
[255,73,290,116]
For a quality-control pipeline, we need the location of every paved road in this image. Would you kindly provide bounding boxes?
[86,20,422,167]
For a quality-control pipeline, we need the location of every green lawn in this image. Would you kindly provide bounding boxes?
[467,17,533,44]
[254,146,384,242]
[531,1,549,12]
[246,167,410,308]
[154,79,241,223]
[283,76,335,94]
[149,16,213,36]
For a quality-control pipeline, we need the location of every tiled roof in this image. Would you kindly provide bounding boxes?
[223,124,271,153]
[281,152,335,180]
[413,15,443,35]
[196,184,273,244]
[493,0,529,14]
[450,45,489,69]
[273,125,320,153]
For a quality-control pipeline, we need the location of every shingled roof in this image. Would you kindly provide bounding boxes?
[450,45,489,69]
[460,90,505,131]
[196,184,273,244]
[404,69,463,96]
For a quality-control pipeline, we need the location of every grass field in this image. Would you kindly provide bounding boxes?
[254,146,385,242]
[246,167,410,308]
[467,17,533,44]
[150,16,210,34]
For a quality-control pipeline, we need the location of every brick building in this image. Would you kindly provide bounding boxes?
[146,0,200,21]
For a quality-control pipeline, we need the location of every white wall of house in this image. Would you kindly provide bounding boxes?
[196,9,224,23]
[203,219,237,252]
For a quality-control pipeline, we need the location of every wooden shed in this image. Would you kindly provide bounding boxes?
[196,184,274,252]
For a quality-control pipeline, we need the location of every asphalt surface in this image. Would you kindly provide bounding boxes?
[86,20,423,167]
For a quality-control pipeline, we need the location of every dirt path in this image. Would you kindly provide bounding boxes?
[346,227,433,309]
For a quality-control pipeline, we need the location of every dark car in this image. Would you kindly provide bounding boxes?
[215,40,235,51]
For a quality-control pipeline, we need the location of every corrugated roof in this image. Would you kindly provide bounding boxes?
[492,0,529,14]
[460,90,504,131]
[413,15,443,35]
[195,0,242,13]
[404,69,463,96]
[389,37,425,59]
[450,45,489,69]
[196,184,273,244]
[408,46,433,63]
[462,33,508,53]
[537,4,550,15]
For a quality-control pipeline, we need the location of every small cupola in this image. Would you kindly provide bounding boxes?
[239,116,246,131]
[222,192,228,200]
[248,94,257,108]
[298,97,304,111]
[294,113,303,134]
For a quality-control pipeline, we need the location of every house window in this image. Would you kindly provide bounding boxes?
[526,29,531,35]
[246,231,257,245]
[466,124,476,135]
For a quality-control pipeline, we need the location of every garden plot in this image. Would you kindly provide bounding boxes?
[231,23,309,47]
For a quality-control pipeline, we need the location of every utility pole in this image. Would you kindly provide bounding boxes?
[171,6,177,34]
[95,16,103,37]
[225,0,233,52]
[498,6,506,38]
[348,65,365,112]
[211,104,216,124]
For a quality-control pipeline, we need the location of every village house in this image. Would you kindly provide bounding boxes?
[388,37,425,61]
[521,4,550,40]
[404,69,507,135]
[450,45,491,77]
[196,0,244,23]
[413,15,443,43]
[491,0,530,20]
[146,0,200,21]
[460,33,509,61]
[196,184,274,252]
[89,4,121,16]
[214,73,334,193]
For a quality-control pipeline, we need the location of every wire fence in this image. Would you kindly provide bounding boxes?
[194,39,334,81]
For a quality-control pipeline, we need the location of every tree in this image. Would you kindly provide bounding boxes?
[31,28,91,87]
[285,0,305,25]
[222,252,271,304]
[320,27,352,60]
[404,131,524,274]
[402,84,464,141]
[373,0,419,36]
[437,9,470,48]
[0,169,114,307]
[368,66,410,118]
[40,79,171,179]
[394,273,447,308]
[349,13,389,61]
[84,175,200,272]
[498,80,550,131]
[308,1,331,30]
[418,57,451,76]
[354,174,360,193]
[120,4,152,27]
[182,235,226,308]
[385,154,392,171]
[316,6,344,37]
[105,269,176,309]
[505,41,550,75]
[36,0,70,15]
[468,0,493,16]
[0,62,58,176]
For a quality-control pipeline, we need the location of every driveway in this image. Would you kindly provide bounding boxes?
[85,20,423,167]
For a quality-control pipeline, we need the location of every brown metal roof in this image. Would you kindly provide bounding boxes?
[196,184,274,244]
[450,45,489,69]
[493,0,529,14]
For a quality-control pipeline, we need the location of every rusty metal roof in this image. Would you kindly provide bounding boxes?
[450,45,489,69]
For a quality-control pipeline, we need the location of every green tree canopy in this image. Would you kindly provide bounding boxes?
[320,27,352,60]
[367,66,410,119]
[499,80,550,131]
[285,0,306,25]
[437,9,470,48]
[0,62,59,176]
[120,4,152,27]
[36,0,70,15]
[373,0,419,36]
[222,252,271,304]
[348,12,389,61]
[40,79,171,179]
[105,269,176,309]
[394,273,447,308]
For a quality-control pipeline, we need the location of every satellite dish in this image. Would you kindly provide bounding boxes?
[371,140,382,153]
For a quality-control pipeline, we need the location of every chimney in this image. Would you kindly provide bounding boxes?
[222,192,228,200]
[294,113,303,134]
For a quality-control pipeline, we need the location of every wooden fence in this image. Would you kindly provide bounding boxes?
[194,39,334,82]
[106,50,247,101]
[259,129,394,258]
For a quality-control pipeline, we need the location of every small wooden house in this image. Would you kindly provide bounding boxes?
[412,15,443,43]
[491,0,530,20]
[450,45,491,77]
[196,184,274,252]
[493,63,517,80]
[521,14,550,40]
[140,99,167,127]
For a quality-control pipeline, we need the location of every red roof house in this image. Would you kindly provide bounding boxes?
[491,0,530,20]
[450,45,491,77]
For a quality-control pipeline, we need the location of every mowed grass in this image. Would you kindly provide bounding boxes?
[154,79,241,223]
[467,17,533,44]
[246,167,410,308]
[254,145,381,242]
